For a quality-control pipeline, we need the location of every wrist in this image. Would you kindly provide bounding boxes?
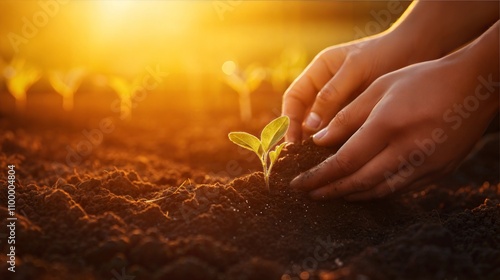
[384,24,442,66]
[440,21,500,114]
[455,23,499,82]
[386,1,500,67]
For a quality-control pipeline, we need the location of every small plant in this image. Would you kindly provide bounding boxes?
[222,61,266,123]
[48,68,86,111]
[3,57,41,111]
[228,116,289,190]
[108,75,141,120]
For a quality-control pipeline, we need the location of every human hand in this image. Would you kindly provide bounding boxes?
[282,1,499,145]
[290,52,499,200]
[282,33,422,143]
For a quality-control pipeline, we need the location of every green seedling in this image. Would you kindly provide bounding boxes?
[48,68,86,111]
[3,57,41,111]
[228,115,289,190]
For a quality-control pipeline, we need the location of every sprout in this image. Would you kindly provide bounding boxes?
[3,57,41,111]
[228,116,289,190]
[222,61,266,123]
[108,75,141,120]
[48,68,86,111]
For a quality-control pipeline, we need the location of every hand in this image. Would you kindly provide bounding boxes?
[281,28,437,144]
[281,1,499,144]
[290,53,499,201]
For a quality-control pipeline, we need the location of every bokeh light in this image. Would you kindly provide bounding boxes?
[222,60,237,76]
[0,1,408,120]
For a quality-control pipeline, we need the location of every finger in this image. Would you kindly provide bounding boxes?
[307,147,402,199]
[290,118,387,191]
[282,86,311,143]
[303,60,364,133]
[343,163,439,201]
[312,77,386,147]
[282,48,344,142]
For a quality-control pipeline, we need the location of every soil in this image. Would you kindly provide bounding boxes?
[0,113,499,280]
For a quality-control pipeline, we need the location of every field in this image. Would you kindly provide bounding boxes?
[0,1,499,280]
[0,99,498,279]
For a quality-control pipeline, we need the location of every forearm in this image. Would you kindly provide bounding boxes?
[387,0,499,64]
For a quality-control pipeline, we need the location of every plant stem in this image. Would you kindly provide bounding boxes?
[261,153,269,190]
[62,95,74,111]
[239,90,251,123]
[15,92,27,112]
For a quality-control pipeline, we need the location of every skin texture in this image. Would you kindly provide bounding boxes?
[283,1,499,201]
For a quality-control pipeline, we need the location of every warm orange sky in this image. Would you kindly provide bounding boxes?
[0,1,403,76]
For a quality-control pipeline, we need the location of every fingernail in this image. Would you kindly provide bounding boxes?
[313,127,327,141]
[305,112,321,130]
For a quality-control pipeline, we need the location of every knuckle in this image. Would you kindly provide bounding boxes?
[371,74,391,89]
[334,153,356,175]
[283,87,300,101]
[350,178,371,192]
[317,81,340,103]
[344,54,357,65]
[370,110,401,132]
[316,47,335,60]
[332,109,349,127]
[283,89,307,109]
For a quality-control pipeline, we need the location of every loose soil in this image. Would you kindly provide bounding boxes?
[0,114,498,280]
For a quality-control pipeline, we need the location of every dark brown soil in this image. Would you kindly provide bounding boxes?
[0,114,499,280]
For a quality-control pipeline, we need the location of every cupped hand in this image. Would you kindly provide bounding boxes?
[290,57,499,201]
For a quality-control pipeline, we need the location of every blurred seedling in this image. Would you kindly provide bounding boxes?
[108,75,142,120]
[228,115,289,190]
[3,57,41,111]
[222,61,266,123]
[48,68,86,111]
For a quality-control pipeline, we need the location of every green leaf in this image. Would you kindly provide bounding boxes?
[260,116,290,152]
[228,132,262,156]
[269,142,286,164]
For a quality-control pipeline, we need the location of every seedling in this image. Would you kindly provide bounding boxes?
[222,61,266,123]
[48,68,86,111]
[228,116,289,190]
[108,75,141,120]
[3,57,41,111]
